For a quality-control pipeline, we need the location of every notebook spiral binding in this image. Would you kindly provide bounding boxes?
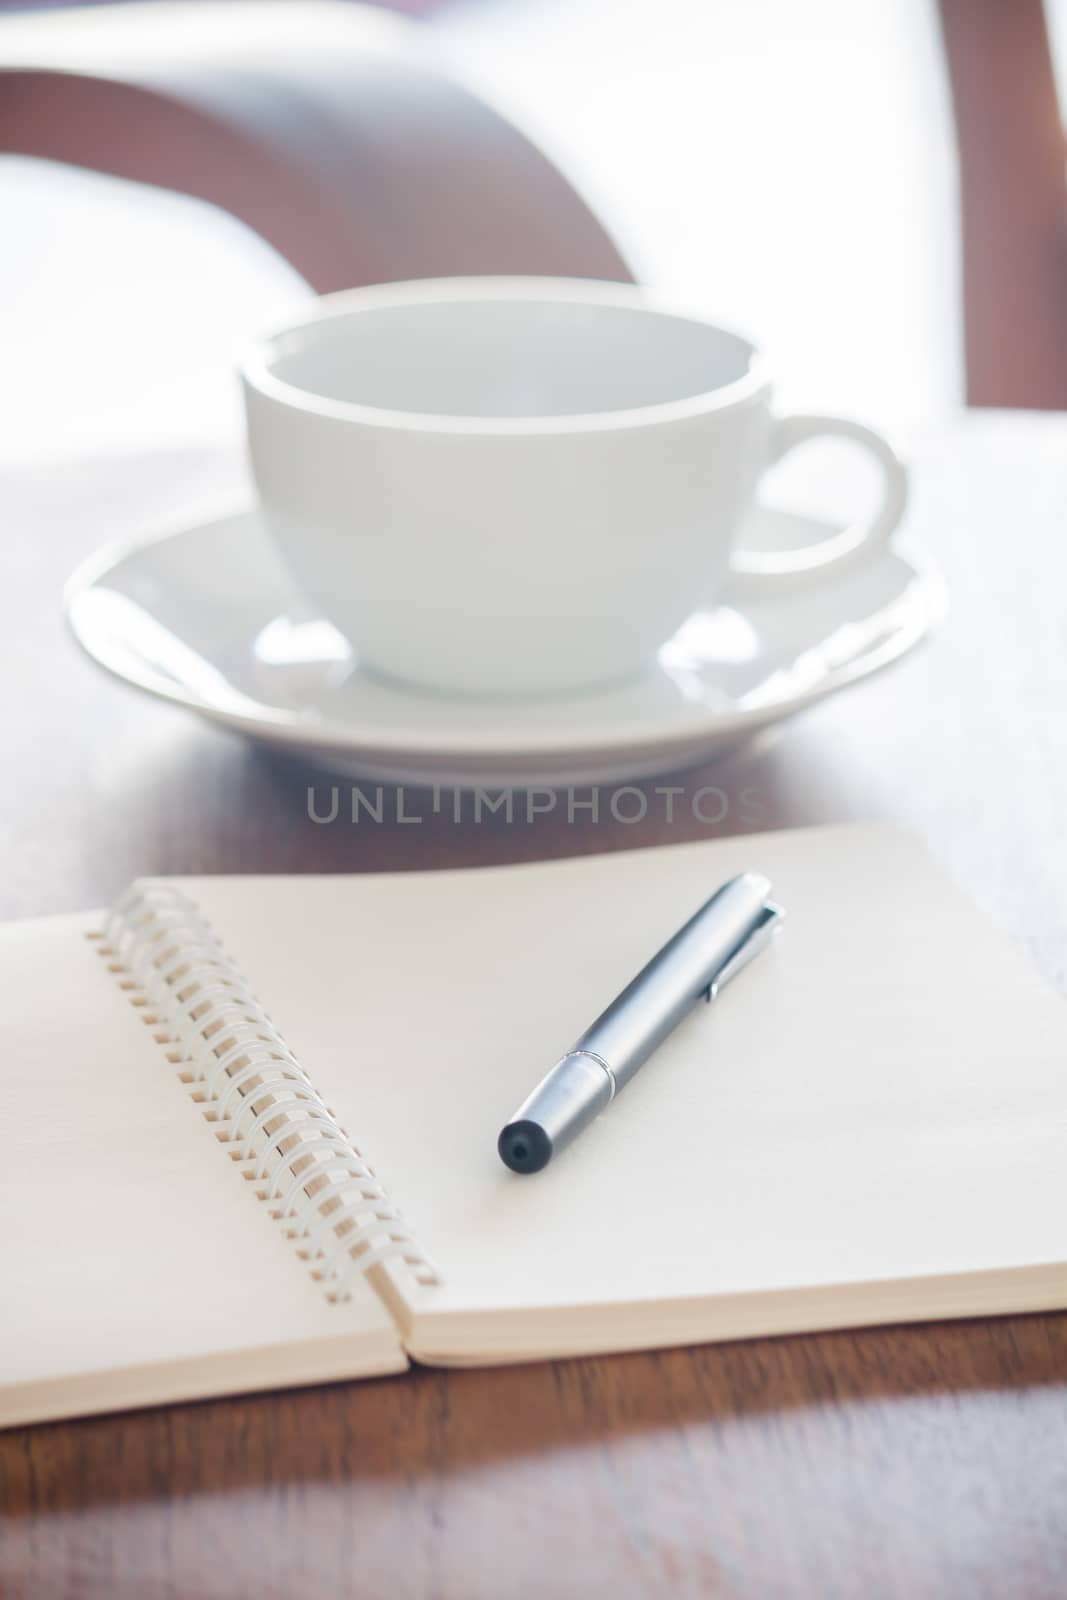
[95,881,440,1301]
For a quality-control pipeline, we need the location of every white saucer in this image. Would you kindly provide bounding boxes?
[65,505,945,788]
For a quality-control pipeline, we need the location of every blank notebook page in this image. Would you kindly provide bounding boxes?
[171,825,1062,1363]
[0,914,404,1427]
[179,825,1067,1361]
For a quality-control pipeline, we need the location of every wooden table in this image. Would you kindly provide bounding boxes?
[1,411,1066,1598]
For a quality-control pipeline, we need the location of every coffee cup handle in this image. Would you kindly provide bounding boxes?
[729,414,908,589]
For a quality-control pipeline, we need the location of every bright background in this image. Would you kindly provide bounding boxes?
[3,0,1051,467]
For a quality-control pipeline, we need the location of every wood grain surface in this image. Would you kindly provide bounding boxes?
[1,412,1066,1597]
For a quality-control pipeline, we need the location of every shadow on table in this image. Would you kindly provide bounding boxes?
[72,713,863,900]
[3,1311,1063,1516]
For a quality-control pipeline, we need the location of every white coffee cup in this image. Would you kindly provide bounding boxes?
[242,277,907,697]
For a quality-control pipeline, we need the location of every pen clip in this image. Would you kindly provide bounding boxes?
[701,901,784,1003]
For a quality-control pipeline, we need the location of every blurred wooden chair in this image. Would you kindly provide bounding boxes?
[11,0,1063,413]
[0,0,632,293]
[938,0,1067,409]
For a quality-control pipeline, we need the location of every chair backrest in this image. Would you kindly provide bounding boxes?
[938,0,1067,408]
[0,0,632,293]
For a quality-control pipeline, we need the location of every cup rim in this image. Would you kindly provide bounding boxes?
[240,276,770,436]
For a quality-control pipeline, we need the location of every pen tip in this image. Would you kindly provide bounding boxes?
[498,1120,552,1174]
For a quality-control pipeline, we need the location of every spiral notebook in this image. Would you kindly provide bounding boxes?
[3,824,1067,1429]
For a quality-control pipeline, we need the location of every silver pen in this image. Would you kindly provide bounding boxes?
[497,872,784,1173]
